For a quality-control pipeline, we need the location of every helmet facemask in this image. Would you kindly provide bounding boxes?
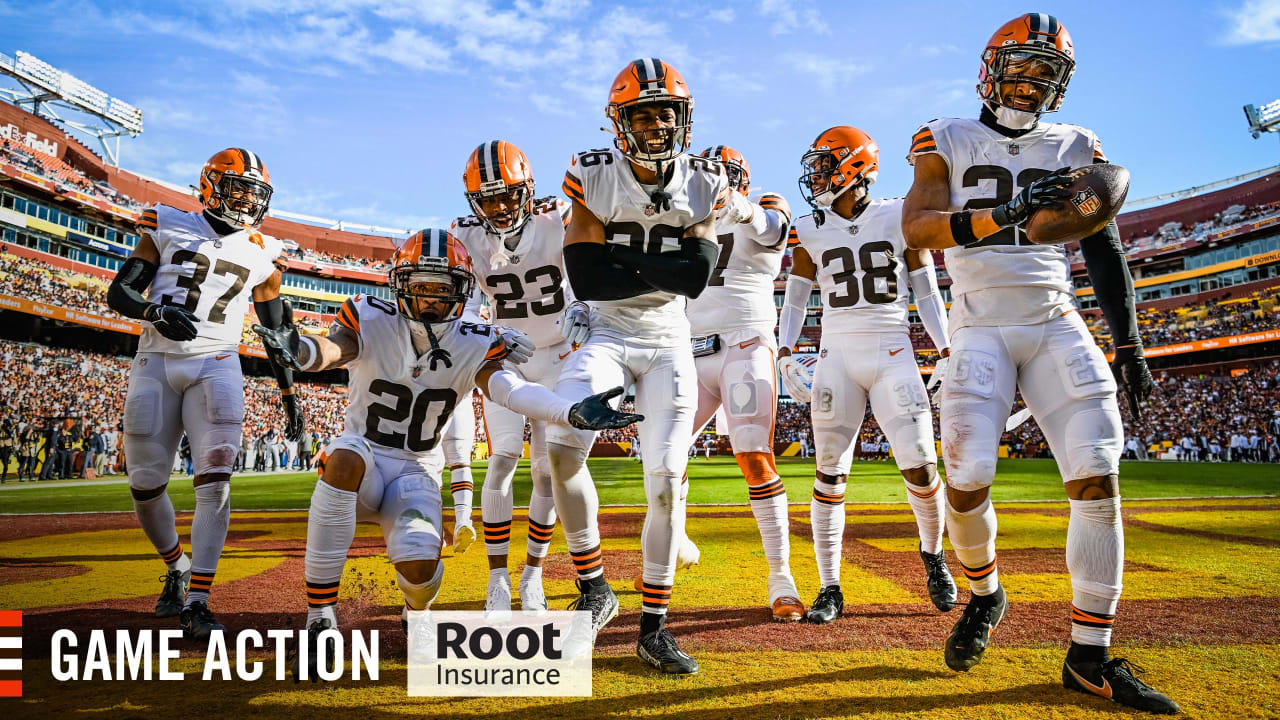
[390,262,475,325]
[982,46,1074,124]
[611,99,692,171]
[723,160,749,195]
[466,180,534,244]
[208,171,272,227]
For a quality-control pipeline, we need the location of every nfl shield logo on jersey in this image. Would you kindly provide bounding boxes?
[1007,143,1021,155]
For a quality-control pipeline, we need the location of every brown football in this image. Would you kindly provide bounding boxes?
[1025,164,1130,245]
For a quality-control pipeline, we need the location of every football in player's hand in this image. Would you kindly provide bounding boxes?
[1025,164,1130,245]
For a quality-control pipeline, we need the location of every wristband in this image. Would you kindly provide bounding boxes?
[949,211,980,247]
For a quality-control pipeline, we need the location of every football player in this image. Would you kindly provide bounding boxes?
[253,229,639,681]
[901,14,1176,714]
[553,58,728,674]
[438,407,478,554]
[106,148,301,640]
[451,139,589,614]
[776,127,956,624]
[682,145,804,622]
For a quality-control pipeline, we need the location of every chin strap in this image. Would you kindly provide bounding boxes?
[423,323,452,370]
[649,158,673,213]
[813,208,826,228]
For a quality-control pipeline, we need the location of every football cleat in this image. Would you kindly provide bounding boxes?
[637,627,699,675]
[944,585,1008,671]
[567,579,618,642]
[155,568,190,618]
[1063,656,1181,714]
[771,596,805,623]
[291,618,337,683]
[453,522,476,554]
[804,585,844,624]
[179,601,225,641]
[920,544,958,612]
[485,573,513,621]
[519,576,548,612]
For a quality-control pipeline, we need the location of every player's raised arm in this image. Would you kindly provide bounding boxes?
[1079,220,1152,421]
[250,270,307,441]
[776,240,816,402]
[561,196,655,301]
[902,153,1073,250]
[473,358,642,430]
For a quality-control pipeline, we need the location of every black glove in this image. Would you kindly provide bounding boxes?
[144,303,199,342]
[1110,345,1153,424]
[282,393,306,442]
[252,312,303,371]
[568,387,645,430]
[991,166,1075,228]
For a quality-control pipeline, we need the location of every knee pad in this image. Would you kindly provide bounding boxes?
[397,562,443,610]
[202,375,245,425]
[547,442,590,483]
[381,473,443,564]
[529,448,552,495]
[1061,403,1123,480]
[942,413,999,491]
[124,378,163,438]
[645,472,683,512]
[324,435,380,510]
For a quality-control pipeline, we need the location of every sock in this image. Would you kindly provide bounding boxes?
[526,492,557,559]
[305,481,357,627]
[1067,641,1109,664]
[185,480,230,608]
[640,610,664,636]
[397,564,443,611]
[450,466,474,526]
[521,564,543,586]
[1067,496,1123,647]
[568,536,604,582]
[947,496,999,596]
[810,476,847,588]
[905,474,946,555]
[481,454,517,557]
[134,490,189,572]
[738,452,794,599]
[549,443,601,578]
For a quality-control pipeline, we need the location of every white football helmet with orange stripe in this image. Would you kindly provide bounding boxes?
[390,228,476,324]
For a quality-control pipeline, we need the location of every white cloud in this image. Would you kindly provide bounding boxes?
[708,8,736,23]
[759,0,828,36]
[1222,0,1280,44]
[781,53,870,89]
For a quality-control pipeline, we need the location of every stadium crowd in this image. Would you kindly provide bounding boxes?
[1066,200,1280,265]
[0,140,141,211]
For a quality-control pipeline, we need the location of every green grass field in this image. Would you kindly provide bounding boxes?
[1,458,1276,514]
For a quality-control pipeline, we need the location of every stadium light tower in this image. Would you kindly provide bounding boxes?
[0,50,143,166]
[1244,99,1280,141]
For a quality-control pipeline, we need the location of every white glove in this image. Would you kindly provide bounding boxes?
[718,191,756,225]
[560,301,590,347]
[494,327,535,365]
[777,354,812,404]
[927,354,948,401]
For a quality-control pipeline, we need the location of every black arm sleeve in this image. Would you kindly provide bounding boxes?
[607,237,718,299]
[106,257,157,320]
[563,243,656,301]
[1079,220,1140,348]
[253,295,294,390]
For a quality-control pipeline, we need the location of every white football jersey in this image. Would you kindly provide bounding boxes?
[451,196,574,349]
[335,293,502,463]
[139,204,283,355]
[790,198,910,334]
[563,147,728,346]
[908,117,1104,325]
[687,190,790,336]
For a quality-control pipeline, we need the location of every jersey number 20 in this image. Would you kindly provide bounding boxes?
[363,381,458,452]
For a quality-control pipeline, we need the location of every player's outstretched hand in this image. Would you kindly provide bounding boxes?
[927,354,948,402]
[492,327,535,365]
[282,393,306,442]
[253,322,303,371]
[1110,345,1153,424]
[560,302,590,347]
[777,355,812,404]
[992,166,1074,228]
[568,387,644,430]
[144,303,199,342]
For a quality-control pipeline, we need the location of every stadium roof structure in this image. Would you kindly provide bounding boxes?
[0,50,143,167]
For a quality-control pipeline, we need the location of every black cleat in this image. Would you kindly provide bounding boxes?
[155,569,190,618]
[179,601,225,641]
[920,545,957,612]
[291,619,338,683]
[567,579,619,641]
[944,585,1007,671]
[804,585,844,624]
[1063,656,1181,714]
[637,627,699,675]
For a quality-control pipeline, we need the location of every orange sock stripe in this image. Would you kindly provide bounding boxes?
[749,480,787,500]
[527,522,554,542]
[1070,605,1116,626]
[450,481,474,492]
[160,542,183,563]
[961,559,997,580]
[571,546,603,572]
[188,573,214,591]
[906,482,941,499]
[813,489,845,504]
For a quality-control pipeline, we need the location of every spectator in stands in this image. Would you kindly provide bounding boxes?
[297,428,313,471]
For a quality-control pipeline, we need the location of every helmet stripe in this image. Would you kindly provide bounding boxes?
[235,148,251,172]
[640,57,659,91]
[1047,14,1059,35]
[714,145,724,160]
[243,149,262,172]
[474,143,490,184]
[487,140,501,184]
[435,228,448,258]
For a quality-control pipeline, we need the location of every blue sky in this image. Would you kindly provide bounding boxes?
[2,0,1278,233]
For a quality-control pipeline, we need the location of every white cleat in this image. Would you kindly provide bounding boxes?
[519,577,548,612]
[453,523,476,554]
[676,534,701,570]
[485,573,513,622]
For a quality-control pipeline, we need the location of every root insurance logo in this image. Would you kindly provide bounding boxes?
[407,611,592,696]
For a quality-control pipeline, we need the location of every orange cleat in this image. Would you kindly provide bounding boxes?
[771,596,805,623]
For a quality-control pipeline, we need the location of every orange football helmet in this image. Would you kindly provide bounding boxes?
[798,126,879,211]
[199,148,272,227]
[390,228,475,324]
[700,145,750,195]
[463,140,536,241]
[978,13,1075,116]
[606,58,693,170]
